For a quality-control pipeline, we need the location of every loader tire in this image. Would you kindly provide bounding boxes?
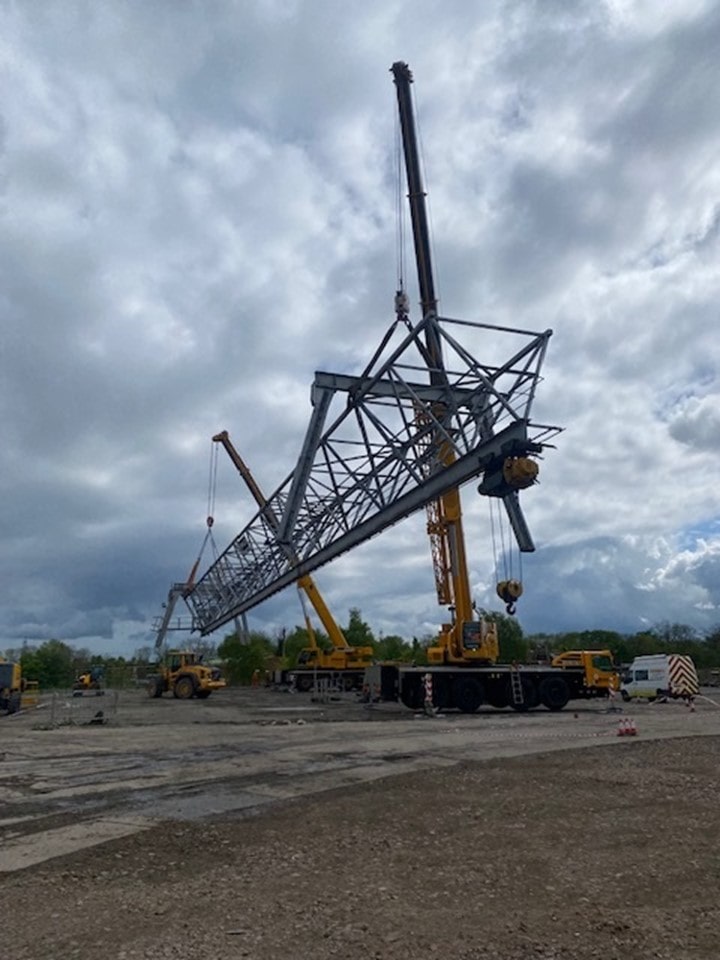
[174,676,195,700]
[539,676,570,711]
[146,677,163,698]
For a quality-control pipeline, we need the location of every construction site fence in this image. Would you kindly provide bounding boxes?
[21,680,40,709]
[39,690,120,727]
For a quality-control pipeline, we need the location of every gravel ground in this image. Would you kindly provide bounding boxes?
[2,734,719,960]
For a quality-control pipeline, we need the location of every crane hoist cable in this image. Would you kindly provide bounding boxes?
[207,438,219,525]
[185,440,220,590]
[490,497,523,616]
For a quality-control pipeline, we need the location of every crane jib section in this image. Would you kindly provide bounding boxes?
[185,312,560,636]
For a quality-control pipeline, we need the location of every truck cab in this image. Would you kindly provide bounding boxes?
[551,650,619,692]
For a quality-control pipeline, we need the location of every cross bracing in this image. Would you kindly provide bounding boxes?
[186,311,560,635]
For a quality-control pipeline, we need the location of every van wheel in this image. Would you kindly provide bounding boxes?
[620,690,630,702]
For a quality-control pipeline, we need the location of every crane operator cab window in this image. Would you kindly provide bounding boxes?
[591,654,614,673]
[462,622,483,650]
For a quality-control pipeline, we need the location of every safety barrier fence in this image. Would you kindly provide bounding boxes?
[42,690,120,727]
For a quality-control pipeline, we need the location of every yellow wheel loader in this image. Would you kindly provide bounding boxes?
[0,659,23,715]
[72,665,105,697]
[146,650,226,700]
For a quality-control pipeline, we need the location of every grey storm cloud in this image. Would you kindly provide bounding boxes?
[2,0,719,656]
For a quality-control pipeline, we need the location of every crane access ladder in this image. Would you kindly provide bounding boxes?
[510,665,525,707]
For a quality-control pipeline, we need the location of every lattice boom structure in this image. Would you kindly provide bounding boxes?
[186,312,560,635]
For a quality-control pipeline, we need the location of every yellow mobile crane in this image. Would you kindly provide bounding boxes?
[389,62,617,712]
[213,431,374,690]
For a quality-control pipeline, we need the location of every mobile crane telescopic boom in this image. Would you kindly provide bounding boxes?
[391,61,495,663]
[212,431,373,686]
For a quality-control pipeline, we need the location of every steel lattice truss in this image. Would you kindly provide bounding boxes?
[186,312,560,635]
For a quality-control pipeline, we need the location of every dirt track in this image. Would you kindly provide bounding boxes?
[1,687,719,958]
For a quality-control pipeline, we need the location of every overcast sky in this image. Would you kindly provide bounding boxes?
[2,0,719,657]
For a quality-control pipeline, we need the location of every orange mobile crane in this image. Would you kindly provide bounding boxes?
[212,431,373,690]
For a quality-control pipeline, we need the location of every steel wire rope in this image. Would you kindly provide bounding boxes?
[489,496,523,614]
[206,439,219,525]
[187,441,221,588]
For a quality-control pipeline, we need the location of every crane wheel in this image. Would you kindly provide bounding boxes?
[508,677,540,712]
[174,676,196,700]
[538,677,569,711]
[485,686,510,709]
[399,677,425,711]
[452,677,484,713]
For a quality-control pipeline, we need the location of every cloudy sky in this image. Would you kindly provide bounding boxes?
[2,0,719,657]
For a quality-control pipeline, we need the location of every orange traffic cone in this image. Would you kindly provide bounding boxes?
[617,718,627,737]
[627,716,637,736]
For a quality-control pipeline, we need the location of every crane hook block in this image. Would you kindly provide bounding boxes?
[497,579,523,615]
[206,516,214,528]
[502,457,539,490]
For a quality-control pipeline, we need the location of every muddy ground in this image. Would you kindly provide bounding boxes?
[1,686,719,958]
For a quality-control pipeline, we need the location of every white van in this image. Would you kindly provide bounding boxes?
[620,654,699,701]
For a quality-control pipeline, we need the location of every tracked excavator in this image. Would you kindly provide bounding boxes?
[212,431,373,690]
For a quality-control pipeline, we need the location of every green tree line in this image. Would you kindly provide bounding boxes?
[5,613,720,689]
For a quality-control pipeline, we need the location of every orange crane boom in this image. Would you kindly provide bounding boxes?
[212,431,373,687]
